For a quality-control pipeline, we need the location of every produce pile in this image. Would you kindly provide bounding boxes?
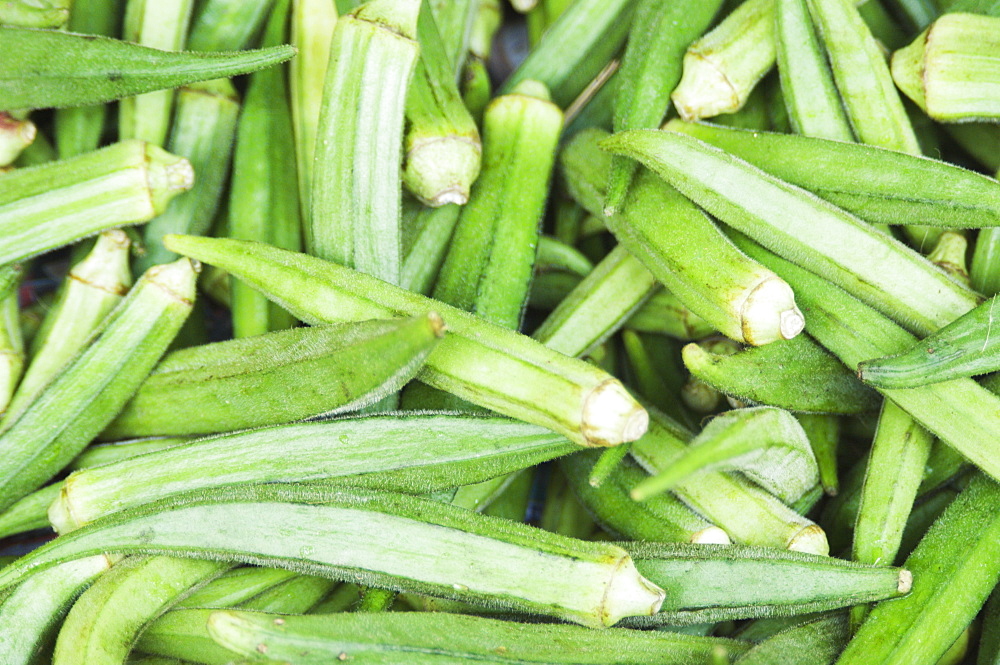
[1,0,1000,662]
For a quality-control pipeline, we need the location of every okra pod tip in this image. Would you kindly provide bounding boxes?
[602,556,667,625]
[788,524,830,556]
[741,275,806,344]
[144,143,196,216]
[582,379,649,446]
[404,135,482,207]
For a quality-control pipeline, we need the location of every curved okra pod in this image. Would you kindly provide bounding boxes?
[163,234,649,448]
[52,413,577,532]
[7,231,133,420]
[859,293,1000,388]
[0,258,197,513]
[0,141,193,265]
[628,543,910,626]
[601,129,981,336]
[308,0,421,285]
[0,27,295,111]
[12,484,668,629]
[102,315,445,438]
[682,334,880,415]
[206,610,752,665]
[0,556,111,665]
[665,121,1000,230]
[51,555,228,665]
[561,451,731,545]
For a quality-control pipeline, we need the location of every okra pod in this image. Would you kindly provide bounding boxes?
[70,437,190,471]
[626,288,717,341]
[400,203,461,295]
[0,285,22,416]
[403,0,482,207]
[102,315,444,438]
[208,610,751,664]
[892,13,1000,123]
[736,613,849,665]
[536,235,594,277]
[52,414,577,532]
[665,121,1000,230]
[164,234,648,448]
[602,129,981,336]
[0,482,59,539]
[174,567,297,610]
[468,0,500,61]
[0,26,295,111]
[0,141,193,265]
[0,258,196,513]
[7,231,132,420]
[0,0,68,28]
[682,334,880,415]
[10,484,668,628]
[427,0,474,76]
[186,0,275,52]
[797,414,841,496]
[308,0,420,286]
[0,112,35,166]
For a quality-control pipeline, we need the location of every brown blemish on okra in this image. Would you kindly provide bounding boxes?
[146,259,201,306]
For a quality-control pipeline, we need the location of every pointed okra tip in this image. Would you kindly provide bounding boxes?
[144,144,195,216]
[581,380,649,447]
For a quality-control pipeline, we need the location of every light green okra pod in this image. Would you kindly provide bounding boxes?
[0,284,22,417]
[186,0,275,51]
[52,413,577,532]
[0,258,196,513]
[626,288,717,341]
[0,27,296,110]
[119,0,196,146]
[206,610,751,664]
[536,235,594,277]
[427,0,474,77]
[102,315,444,438]
[401,202,461,295]
[8,231,133,421]
[51,555,228,665]
[174,567,297,609]
[602,129,981,336]
[164,234,649,448]
[308,0,421,286]
[468,0,500,61]
[796,413,840,496]
[0,140,193,265]
[0,0,68,28]
[737,614,849,665]
[8,484,668,629]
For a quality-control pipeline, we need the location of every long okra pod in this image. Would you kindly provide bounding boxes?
[118,0,196,146]
[8,484,669,628]
[102,315,444,438]
[164,234,648,448]
[186,0,275,51]
[602,129,981,336]
[400,203,461,295]
[403,1,482,207]
[228,0,301,338]
[737,614,849,665]
[308,0,420,286]
[7,231,132,420]
[207,610,751,664]
[0,141,193,265]
[0,258,196,513]
[0,27,296,110]
[0,280,22,416]
[797,414,840,496]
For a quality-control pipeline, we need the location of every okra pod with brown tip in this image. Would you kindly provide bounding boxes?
[0,258,197,513]
[0,140,193,265]
[164,234,648,448]
[0,113,35,166]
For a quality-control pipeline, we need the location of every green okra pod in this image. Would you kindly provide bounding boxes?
[0,140,193,265]
[51,555,228,665]
[626,288,717,341]
[0,282,22,417]
[981,587,1000,665]
[0,0,68,28]
[603,0,725,215]
[0,258,196,513]
[308,0,420,285]
[602,129,981,336]
[859,293,1000,388]
[0,27,295,111]
[433,81,562,330]
[52,413,577,532]
[174,567,297,609]
[561,451,731,545]
[400,202,461,295]
[11,484,668,628]
[427,0,474,76]
[206,610,751,664]
[0,556,111,665]
[0,112,35,166]
[665,121,1000,230]
[102,315,445,438]
[736,614,849,665]
[186,0,275,52]
[7,231,133,420]
[139,78,240,270]
[164,234,649,448]
[403,0,482,207]
[69,437,191,471]
[892,13,1000,123]
[501,0,636,108]
[682,335,881,415]
[629,543,909,626]
[797,414,840,496]
[536,235,594,277]
[837,474,1000,665]
[468,0,500,61]
[0,482,60,539]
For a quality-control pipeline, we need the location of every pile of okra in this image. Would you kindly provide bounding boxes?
[2,0,1000,661]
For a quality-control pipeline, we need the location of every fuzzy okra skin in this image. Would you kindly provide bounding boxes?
[603,129,981,337]
[103,315,444,438]
[665,121,1000,231]
[0,1,68,28]
[738,614,850,665]
[308,0,420,286]
[207,610,750,664]
[859,293,1000,388]
[186,0,275,52]
[52,413,577,532]
[0,258,196,513]
[164,234,648,448]
[0,141,193,265]
[11,484,667,629]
